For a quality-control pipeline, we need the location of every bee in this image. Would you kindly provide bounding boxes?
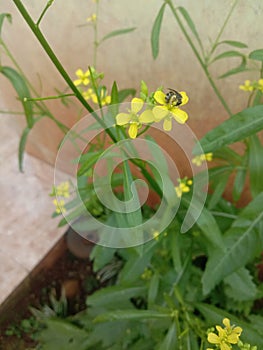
[165,88,183,107]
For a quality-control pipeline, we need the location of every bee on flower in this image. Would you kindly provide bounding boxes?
[152,88,189,131]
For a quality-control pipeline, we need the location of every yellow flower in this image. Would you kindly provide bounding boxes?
[74,69,90,86]
[53,199,66,214]
[87,13,97,23]
[56,181,70,198]
[116,98,155,139]
[91,90,111,106]
[175,178,192,198]
[152,90,189,131]
[82,88,94,100]
[207,318,242,350]
[257,78,263,92]
[192,152,213,166]
[239,80,254,92]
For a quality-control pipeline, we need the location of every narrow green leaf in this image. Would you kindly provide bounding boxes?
[109,81,119,117]
[218,40,248,48]
[196,303,263,347]
[87,285,146,308]
[118,88,136,102]
[213,50,245,62]
[151,3,166,59]
[90,245,116,272]
[177,7,203,53]
[248,134,263,197]
[232,165,247,202]
[36,319,89,350]
[219,60,247,79]
[94,309,171,323]
[0,13,12,36]
[224,267,257,301]
[194,105,263,154]
[100,27,136,43]
[122,159,143,227]
[0,66,34,128]
[18,126,30,172]
[202,192,263,294]
[208,172,230,210]
[249,49,263,62]
[158,321,177,350]
[148,273,159,305]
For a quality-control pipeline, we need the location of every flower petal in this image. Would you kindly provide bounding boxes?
[75,69,83,77]
[223,318,231,329]
[152,106,169,121]
[163,118,172,131]
[207,333,220,344]
[154,90,166,104]
[179,91,189,106]
[131,98,144,114]
[139,110,155,123]
[171,108,188,124]
[116,113,131,125]
[128,123,138,139]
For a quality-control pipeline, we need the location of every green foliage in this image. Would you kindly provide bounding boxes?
[2,1,263,349]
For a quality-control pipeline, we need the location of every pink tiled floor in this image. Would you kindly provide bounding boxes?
[0,120,66,305]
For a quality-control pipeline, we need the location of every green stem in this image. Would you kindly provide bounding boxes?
[207,0,239,59]
[93,1,99,68]
[167,0,232,116]
[36,0,54,27]
[12,0,117,143]
[24,93,75,102]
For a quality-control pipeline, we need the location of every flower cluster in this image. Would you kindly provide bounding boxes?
[50,181,71,214]
[174,177,193,198]
[73,67,111,106]
[116,85,189,138]
[207,318,242,350]
[239,79,263,92]
[192,152,213,166]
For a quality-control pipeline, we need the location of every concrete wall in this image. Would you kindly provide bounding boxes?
[0,0,262,164]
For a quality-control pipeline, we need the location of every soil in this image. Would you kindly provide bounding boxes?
[0,232,99,350]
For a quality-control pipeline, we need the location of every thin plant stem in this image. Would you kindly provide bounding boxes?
[36,0,54,27]
[12,0,117,143]
[93,0,99,68]
[166,0,232,116]
[207,0,239,60]
[24,93,75,102]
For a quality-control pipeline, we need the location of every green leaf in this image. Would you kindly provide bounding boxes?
[248,134,263,197]
[177,7,203,53]
[194,105,263,154]
[0,66,34,128]
[208,171,230,209]
[224,267,257,301]
[100,27,136,43]
[148,273,159,305]
[36,319,89,350]
[109,81,119,117]
[87,285,147,308]
[249,49,263,62]
[118,240,157,283]
[90,245,116,272]
[94,309,171,323]
[218,40,248,48]
[157,321,177,350]
[202,192,263,294]
[118,88,136,102]
[151,3,166,59]
[219,60,247,79]
[0,13,12,36]
[140,80,148,100]
[232,152,248,201]
[77,151,103,176]
[18,126,30,172]
[213,50,245,62]
[196,303,263,347]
